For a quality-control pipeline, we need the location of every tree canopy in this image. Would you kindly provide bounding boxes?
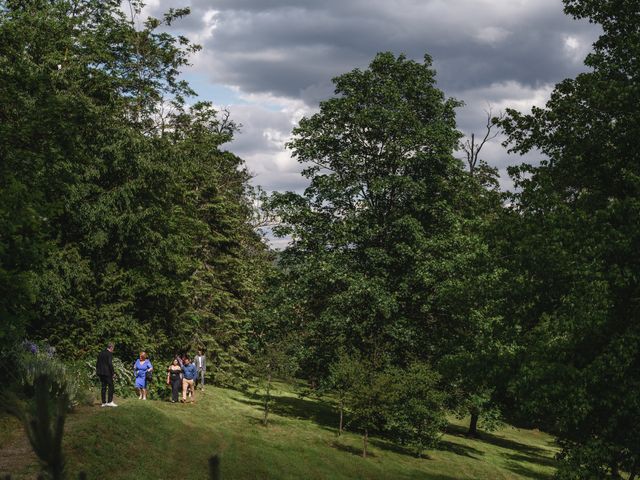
[0,0,269,377]
[270,53,499,375]
[497,0,640,476]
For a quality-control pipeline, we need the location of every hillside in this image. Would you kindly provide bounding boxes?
[0,384,557,480]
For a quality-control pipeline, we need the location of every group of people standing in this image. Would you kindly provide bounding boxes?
[166,351,207,403]
[95,343,207,407]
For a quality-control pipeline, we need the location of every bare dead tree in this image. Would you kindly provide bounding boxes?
[215,108,241,137]
[248,185,278,230]
[461,107,504,176]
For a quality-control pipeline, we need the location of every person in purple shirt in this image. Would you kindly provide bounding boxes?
[181,357,197,403]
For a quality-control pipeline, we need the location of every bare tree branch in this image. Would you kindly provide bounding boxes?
[460,106,505,176]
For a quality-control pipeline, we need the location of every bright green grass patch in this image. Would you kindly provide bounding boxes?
[1,383,558,480]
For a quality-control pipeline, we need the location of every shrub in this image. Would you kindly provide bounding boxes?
[57,361,95,407]
[11,350,90,408]
[329,355,447,458]
[384,363,447,457]
[326,350,361,436]
[80,356,128,399]
[145,359,173,401]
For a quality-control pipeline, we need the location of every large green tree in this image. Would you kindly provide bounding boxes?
[0,0,267,372]
[437,123,507,438]
[499,0,640,477]
[270,52,498,382]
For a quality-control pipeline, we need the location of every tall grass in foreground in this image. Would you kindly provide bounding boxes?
[0,356,70,480]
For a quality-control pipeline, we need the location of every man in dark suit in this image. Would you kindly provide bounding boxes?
[96,343,117,407]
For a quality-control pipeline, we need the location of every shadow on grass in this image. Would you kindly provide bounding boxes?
[330,441,479,480]
[331,440,374,458]
[369,438,417,458]
[445,423,556,479]
[504,461,553,480]
[234,394,511,463]
[506,452,557,468]
[233,393,338,433]
[233,392,555,476]
[436,439,484,459]
[241,414,289,428]
[368,437,477,462]
[234,394,440,460]
[446,423,548,456]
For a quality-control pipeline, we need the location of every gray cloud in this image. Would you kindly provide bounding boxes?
[194,0,598,101]
[224,103,310,192]
[143,0,601,193]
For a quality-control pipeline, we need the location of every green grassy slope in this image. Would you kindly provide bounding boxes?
[1,384,557,480]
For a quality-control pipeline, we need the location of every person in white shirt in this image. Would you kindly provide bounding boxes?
[194,350,206,390]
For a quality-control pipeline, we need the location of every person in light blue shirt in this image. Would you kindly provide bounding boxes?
[181,357,197,403]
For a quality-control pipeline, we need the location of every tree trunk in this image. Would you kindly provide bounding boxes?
[263,374,271,426]
[262,397,269,426]
[338,404,343,436]
[362,429,368,458]
[467,410,480,438]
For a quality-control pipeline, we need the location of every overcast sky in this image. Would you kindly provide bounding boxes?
[143,0,599,195]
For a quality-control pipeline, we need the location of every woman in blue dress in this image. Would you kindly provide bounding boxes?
[134,351,153,400]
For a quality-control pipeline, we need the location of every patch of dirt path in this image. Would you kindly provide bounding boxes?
[0,416,38,479]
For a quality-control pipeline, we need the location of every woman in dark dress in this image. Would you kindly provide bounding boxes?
[166,358,182,403]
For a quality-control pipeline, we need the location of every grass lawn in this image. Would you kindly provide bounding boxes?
[0,383,558,479]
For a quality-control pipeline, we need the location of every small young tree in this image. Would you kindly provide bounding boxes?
[326,350,361,436]
[340,358,395,458]
[439,346,505,438]
[250,341,298,426]
[385,363,448,457]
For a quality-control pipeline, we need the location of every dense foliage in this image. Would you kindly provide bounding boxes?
[269,52,499,374]
[267,52,505,448]
[0,0,268,377]
[497,0,640,477]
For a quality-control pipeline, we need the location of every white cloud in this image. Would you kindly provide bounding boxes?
[475,27,511,46]
[565,35,580,51]
[563,34,593,63]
